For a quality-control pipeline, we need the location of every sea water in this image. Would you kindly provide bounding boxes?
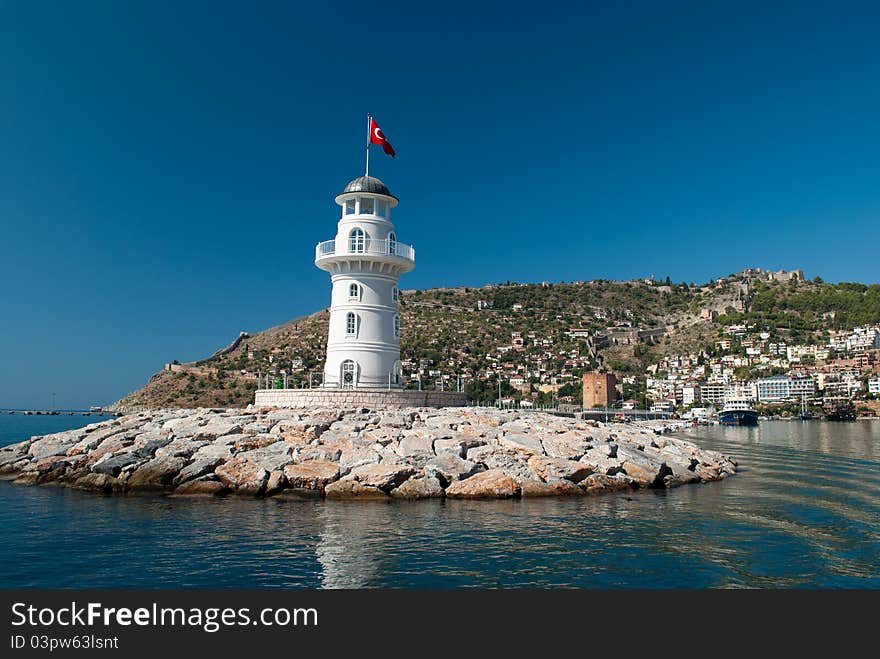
[1,415,878,588]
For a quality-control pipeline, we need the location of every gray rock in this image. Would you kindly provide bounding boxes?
[349,463,417,491]
[579,448,623,475]
[73,472,127,494]
[174,457,225,485]
[28,431,82,460]
[425,454,484,483]
[91,453,146,477]
[191,443,236,462]
[236,442,294,472]
[297,446,342,463]
[126,455,188,489]
[527,456,593,483]
[396,434,435,458]
[265,470,287,495]
[339,447,381,472]
[521,478,584,497]
[155,438,207,459]
[174,476,228,496]
[499,431,545,455]
[324,477,388,499]
[67,426,124,456]
[390,476,444,499]
[541,432,591,460]
[616,445,671,487]
[433,438,468,458]
[580,473,636,494]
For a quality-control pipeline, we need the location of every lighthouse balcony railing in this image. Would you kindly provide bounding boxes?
[315,239,415,262]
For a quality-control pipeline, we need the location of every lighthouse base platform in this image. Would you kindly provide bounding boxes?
[254,388,467,410]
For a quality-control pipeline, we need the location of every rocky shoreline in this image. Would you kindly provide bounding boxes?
[0,407,736,499]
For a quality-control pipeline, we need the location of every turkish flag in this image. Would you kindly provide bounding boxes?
[369,117,396,157]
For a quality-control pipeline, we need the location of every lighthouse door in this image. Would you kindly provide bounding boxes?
[341,360,357,389]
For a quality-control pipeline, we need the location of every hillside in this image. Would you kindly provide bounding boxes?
[111,269,880,411]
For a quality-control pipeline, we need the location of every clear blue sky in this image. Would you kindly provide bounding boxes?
[1,1,879,409]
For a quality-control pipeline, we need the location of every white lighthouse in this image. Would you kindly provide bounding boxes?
[314,175,415,389]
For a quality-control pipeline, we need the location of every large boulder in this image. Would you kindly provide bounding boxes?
[174,476,228,496]
[91,452,146,477]
[264,470,287,496]
[174,457,225,485]
[235,442,294,472]
[425,454,484,483]
[445,469,521,499]
[390,476,444,499]
[339,447,381,472]
[297,446,342,463]
[521,478,584,497]
[579,448,623,475]
[28,431,82,460]
[191,442,237,462]
[395,433,435,458]
[499,431,544,455]
[469,449,536,484]
[541,432,591,460]
[579,473,635,494]
[73,472,127,494]
[192,417,244,440]
[0,443,32,471]
[66,426,124,456]
[527,456,593,483]
[215,456,268,495]
[283,461,340,490]
[616,446,671,487]
[349,463,417,491]
[324,477,388,499]
[126,455,188,490]
[433,438,468,458]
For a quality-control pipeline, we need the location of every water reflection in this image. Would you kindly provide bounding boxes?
[0,421,878,588]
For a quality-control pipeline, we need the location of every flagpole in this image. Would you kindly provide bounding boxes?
[365,113,371,177]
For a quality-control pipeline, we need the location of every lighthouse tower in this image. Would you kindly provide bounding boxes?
[314,175,415,389]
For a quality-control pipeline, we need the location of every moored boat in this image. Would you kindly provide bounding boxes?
[719,399,759,426]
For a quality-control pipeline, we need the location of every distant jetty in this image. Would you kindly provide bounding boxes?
[4,409,116,417]
[0,407,736,499]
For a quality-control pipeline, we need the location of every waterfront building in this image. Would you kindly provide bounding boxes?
[789,375,817,398]
[701,381,727,405]
[315,175,414,388]
[756,375,791,403]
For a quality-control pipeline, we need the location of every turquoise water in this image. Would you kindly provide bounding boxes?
[1,415,878,588]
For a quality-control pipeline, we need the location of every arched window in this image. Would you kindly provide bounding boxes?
[346,312,357,336]
[393,314,400,338]
[392,286,398,303]
[349,228,365,253]
[388,232,397,255]
[348,283,360,301]
[341,360,357,389]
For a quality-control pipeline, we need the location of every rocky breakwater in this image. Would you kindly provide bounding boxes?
[0,407,736,499]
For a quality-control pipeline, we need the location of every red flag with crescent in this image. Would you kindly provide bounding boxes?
[369,117,395,157]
